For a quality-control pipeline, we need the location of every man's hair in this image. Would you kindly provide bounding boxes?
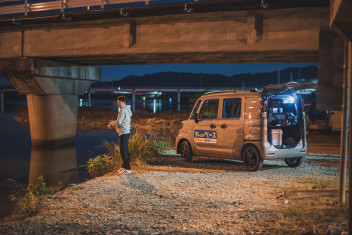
[117,95,127,104]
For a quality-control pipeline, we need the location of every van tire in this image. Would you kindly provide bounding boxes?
[284,157,303,167]
[180,141,193,162]
[242,145,263,171]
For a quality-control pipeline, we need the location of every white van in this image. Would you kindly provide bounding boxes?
[176,84,307,171]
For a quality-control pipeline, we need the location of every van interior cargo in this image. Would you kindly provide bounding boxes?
[266,93,302,148]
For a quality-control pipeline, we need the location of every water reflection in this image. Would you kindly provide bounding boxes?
[29,144,79,189]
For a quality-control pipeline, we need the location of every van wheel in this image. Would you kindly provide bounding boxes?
[180,141,193,162]
[242,146,263,171]
[284,157,303,167]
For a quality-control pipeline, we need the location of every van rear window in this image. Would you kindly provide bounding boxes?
[222,98,241,119]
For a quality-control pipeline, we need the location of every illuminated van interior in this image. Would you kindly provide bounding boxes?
[266,93,303,148]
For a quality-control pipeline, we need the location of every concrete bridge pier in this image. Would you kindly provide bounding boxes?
[0,58,100,146]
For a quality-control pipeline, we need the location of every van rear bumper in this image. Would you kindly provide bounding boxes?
[261,141,307,160]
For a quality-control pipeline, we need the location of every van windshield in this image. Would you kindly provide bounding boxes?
[190,100,202,119]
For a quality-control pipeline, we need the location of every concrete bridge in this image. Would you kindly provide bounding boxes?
[0,0,350,146]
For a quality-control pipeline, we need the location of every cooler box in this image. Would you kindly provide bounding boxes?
[272,129,283,146]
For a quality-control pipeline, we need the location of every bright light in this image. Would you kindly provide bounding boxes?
[282,96,295,104]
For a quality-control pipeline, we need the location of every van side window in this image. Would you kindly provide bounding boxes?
[199,99,219,119]
[190,100,202,119]
[222,98,241,119]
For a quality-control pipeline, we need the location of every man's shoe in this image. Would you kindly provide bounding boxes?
[116,168,125,173]
[118,169,132,175]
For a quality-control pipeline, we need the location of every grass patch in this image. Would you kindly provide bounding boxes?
[270,196,348,234]
[8,176,53,217]
[87,131,166,177]
[287,176,338,191]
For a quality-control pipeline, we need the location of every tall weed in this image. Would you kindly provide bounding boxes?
[9,176,53,217]
[87,154,120,178]
[87,131,158,177]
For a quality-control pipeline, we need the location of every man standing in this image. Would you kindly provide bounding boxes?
[108,96,133,174]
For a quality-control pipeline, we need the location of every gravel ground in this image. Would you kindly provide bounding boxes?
[0,152,342,234]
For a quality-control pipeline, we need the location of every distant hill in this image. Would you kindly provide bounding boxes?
[92,66,317,89]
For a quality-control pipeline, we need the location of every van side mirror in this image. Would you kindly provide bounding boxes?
[192,113,200,123]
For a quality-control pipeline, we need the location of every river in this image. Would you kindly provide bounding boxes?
[0,97,186,219]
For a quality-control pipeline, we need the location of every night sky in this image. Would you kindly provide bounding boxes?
[0,62,317,85]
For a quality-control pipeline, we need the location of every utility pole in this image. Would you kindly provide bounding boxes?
[339,41,349,204]
[298,68,301,82]
[348,40,352,234]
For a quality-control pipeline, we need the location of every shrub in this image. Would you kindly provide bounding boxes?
[128,131,157,163]
[87,154,120,178]
[87,131,160,177]
[152,134,174,154]
[9,176,53,217]
[104,131,157,163]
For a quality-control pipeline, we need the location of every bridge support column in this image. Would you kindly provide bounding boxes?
[0,92,4,114]
[177,90,181,111]
[0,58,100,146]
[132,89,136,111]
[317,29,345,109]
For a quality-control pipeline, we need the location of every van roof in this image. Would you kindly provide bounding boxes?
[200,90,261,98]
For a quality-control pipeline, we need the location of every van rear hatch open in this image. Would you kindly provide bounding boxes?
[262,83,315,149]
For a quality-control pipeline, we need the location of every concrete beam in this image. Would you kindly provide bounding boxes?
[0,7,329,64]
[330,0,352,40]
[247,13,263,44]
[0,58,100,95]
[0,58,100,146]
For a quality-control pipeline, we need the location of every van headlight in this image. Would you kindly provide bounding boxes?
[179,122,184,129]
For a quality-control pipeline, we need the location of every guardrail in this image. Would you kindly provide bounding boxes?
[0,0,199,17]
[88,87,260,93]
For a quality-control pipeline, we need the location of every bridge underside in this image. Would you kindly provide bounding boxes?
[0,7,329,65]
[46,50,318,65]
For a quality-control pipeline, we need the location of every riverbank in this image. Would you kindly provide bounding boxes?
[14,106,190,137]
[2,107,347,234]
[0,152,348,234]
